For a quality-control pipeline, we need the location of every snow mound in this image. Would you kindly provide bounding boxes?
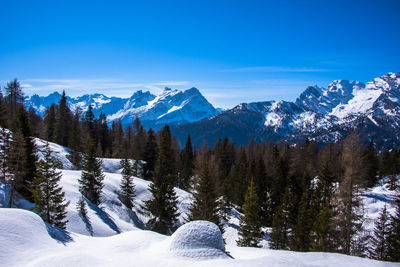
[169,220,229,259]
[0,209,59,265]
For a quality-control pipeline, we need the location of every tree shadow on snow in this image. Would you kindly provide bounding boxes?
[46,223,74,245]
[79,213,94,236]
[86,200,121,234]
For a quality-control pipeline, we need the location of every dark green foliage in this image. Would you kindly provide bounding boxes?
[291,189,313,251]
[55,91,72,147]
[232,149,248,207]
[119,158,135,209]
[362,139,379,188]
[254,157,273,226]
[369,204,390,260]
[142,128,157,180]
[189,158,220,228]
[11,106,38,201]
[311,199,336,252]
[387,195,400,262]
[144,124,179,234]
[44,104,56,141]
[7,130,27,207]
[269,186,292,250]
[179,135,194,190]
[237,178,263,247]
[78,137,104,205]
[69,108,82,169]
[31,142,70,229]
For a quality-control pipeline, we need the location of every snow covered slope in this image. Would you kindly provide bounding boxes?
[0,208,396,266]
[1,137,399,265]
[25,87,219,130]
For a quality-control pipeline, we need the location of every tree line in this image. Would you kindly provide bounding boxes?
[0,79,399,261]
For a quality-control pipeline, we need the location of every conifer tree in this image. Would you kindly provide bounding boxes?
[291,188,314,252]
[31,142,70,229]
[270,186,292,250]
[44,104,56,141]
[7,130,27,207]
[179,135,194,190]
[69,108,82,169]
[232,149,248,207]
[143,128,157,180]
[369,204,390,260]
[254,157,273,226]
[189,158,220,227]
[310,199,336,252]
[387,194,400,261]
[237,178,263,247]
[144,124,179,234]
[55,91,72,147]
[119,158,135,209]
[11,105,38,201]
[78,137,104,205]
[362,139,379,188]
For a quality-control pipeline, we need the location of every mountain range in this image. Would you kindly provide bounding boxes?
[25,72,400,149]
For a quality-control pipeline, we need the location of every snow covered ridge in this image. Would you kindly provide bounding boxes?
[25,87,219,130]
[172,72,400,149]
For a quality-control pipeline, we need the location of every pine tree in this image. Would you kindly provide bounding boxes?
[362,139,379,188]
[369,204,390,260]
[11,105,38,201]
[119,158,135,209]
[7,130,27,207]
[189,158,220,227]
[387,194,400,262]
[31,142,70,229]
[78,137,104,205]
[254,157,273,226]
[232,149,248,207]
[69,108,82,169]
[142,128,157,180]
[179,135,194,190]
[291,188,314,252]
[43,104,56,141]
[270,186,292,250]
[237,178,263,247]
[55,90,72,147]
[310,199,336,252]
[144,124,179,234]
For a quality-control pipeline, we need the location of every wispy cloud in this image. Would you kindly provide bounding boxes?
[219,66,330,73]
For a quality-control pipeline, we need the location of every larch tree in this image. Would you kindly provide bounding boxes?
[31,142,70,229]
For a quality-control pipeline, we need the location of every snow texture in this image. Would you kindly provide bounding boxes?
[168,220,229,259]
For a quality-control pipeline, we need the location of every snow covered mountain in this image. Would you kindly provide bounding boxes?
[172,72,400,149]
[25,87,219,130]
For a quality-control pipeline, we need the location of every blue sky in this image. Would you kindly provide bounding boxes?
[1,0,399,108]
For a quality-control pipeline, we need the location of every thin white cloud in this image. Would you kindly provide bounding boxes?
[219,66,330,73]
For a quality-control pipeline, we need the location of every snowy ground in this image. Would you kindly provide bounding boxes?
[0,139,399,266]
